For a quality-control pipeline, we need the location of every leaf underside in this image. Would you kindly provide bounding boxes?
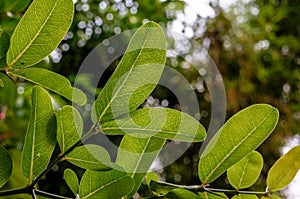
[199,104,279,183]
[6,0,74,69]
[21,86,56,183]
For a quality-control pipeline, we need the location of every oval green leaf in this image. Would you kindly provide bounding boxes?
[166,189,201,199]
[0,146,13,188]
[116,135,165,197]
[65,145,111,171]
[0,29,10,59]
[267,144,300,191]
[79,169,134,199]
[64,168,79,195]
[6,0,74,69]
[9,68,87,106]
[56,106,83,153]
[199,104,279,184]
[21,86,56,183]
[92,21,166,123]
[198,192,227,199]
[232,194,258,199]
[227,151,263,189]
[101,107,206,142]
[261,195,281,199]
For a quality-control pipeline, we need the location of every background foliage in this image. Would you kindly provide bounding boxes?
[0,0,299,198]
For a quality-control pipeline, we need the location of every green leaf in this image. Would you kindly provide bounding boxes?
[116,135,166,196]
[166,189,200,199]
[101,107,206,142]
[199,104,279,184]
[65,145,111,171]
[267,144,300,191]
[64,168,79,195]
[6,0,74,69]
[21,86,56,183]
[145,172,160,186]
[150,180,182,195]
[0,29,10,59]
[198,192,227,199]
[4,0,32,13]
[92,21,166,123]
[9,68,87,106]
[261,195,281,199]
[232,194,258,199]
[227,151,263,189]
[0,146,13,188]
[79,169,134,199]
[0,78,4,87]
[56,106,83,153]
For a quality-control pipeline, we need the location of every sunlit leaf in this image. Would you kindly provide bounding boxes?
[0,79,4,87]
[6,0,74,69]
[267,144,300,191]
[65,145,111,171]
[145,172,159,186]
[9,68,87,106]
[227,151,263,189]
[56,106,82,153]
[64,168,79,195]
[0,146,13,188]
[21,86,56,183]
[116,135,165,196]
[199,104,279,184]
[92,21,166,123]
[0,29,10,59]
[232,194,259,199]
[166,189,200,199]
[79,169,134,199]
[101,107,206,142]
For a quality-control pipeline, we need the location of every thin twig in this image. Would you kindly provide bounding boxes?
[35,189,75,199]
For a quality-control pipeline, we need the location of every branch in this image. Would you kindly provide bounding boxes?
[30,126,97,187]
[35,189,75,199]
[0,186,29,197]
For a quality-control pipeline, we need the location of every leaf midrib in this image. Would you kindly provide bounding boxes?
[7,0,59,68]
[102,127,199,139]
[97,26,151,122]
[29,90,38,184]
[202,109,274,183]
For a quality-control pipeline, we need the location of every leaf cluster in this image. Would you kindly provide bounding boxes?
[0,0,299,199]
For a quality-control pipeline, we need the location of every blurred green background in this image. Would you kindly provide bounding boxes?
[0,0,299,198]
